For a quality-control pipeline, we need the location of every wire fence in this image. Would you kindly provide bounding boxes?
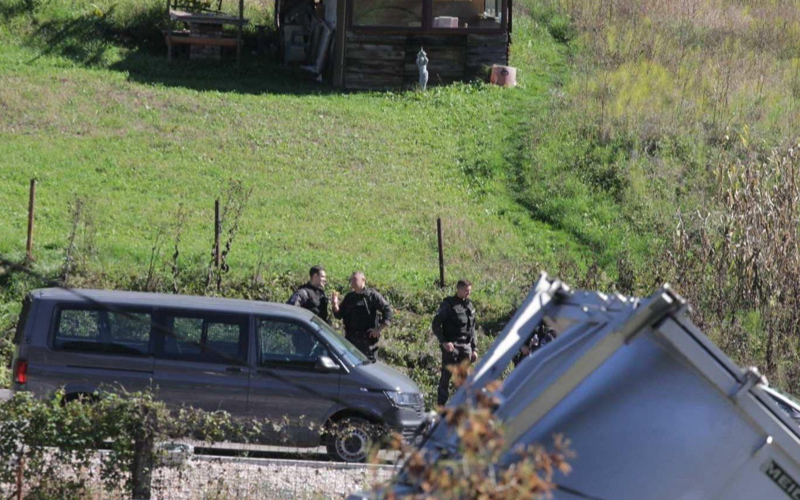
[0,447,398,500]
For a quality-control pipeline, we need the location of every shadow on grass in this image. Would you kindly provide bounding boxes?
[111,51,340,96]
[29,6,121,65]
[14,0,340,96]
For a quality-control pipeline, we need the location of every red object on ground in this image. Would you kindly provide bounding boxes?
[490,65,517,87]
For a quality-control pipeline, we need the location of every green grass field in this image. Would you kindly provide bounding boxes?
[0,0,614,396]
[0,0,640,308]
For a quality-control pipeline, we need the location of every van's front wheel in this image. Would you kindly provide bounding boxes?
[326,417,374,463]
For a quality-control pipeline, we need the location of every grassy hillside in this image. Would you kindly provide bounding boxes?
[0,0,583,290]
[4,0,799,398]
[528,0,800,392]
[0,0,626,399]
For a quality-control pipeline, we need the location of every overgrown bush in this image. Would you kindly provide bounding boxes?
[378,365,573,500]
[666,139,800,393]
[0,389,271,500]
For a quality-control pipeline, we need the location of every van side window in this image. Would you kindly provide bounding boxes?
[258,319,326,365]
[54,308,152,355]
[108,312,151,348]
[159,313,248,365]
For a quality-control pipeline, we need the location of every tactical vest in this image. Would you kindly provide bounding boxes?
[295,283,329,322]
[441,296,476,344]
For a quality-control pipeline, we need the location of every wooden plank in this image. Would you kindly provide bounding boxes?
[167,36,239,46]
[346,32,407,44]
[347,61,405,71]
[467,53,507,63]
[345,69,403,78]
[346,70,404,79]
[404,59,465,69]
[345,80,403,89]
[407,35,468,48]
[349,42,406,50]
[466,45,507,53]
[346,45,406,56]
[467,33,508,44]
[169,9,248,25]
[347,47,406,56]
[346,50,406,61]
[466,50,507,58]
[404,52,465,64]
[162,29,191,35]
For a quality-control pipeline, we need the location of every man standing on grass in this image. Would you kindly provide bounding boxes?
[432,279,478,406]
[332,271,393,362]
[288,265,331,323]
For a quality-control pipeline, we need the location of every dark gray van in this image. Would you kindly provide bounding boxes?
[10,288,425,462]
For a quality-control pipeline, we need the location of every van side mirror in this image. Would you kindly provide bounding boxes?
[315,356,340,373]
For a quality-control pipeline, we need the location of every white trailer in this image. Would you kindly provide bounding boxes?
[350,275,800,500]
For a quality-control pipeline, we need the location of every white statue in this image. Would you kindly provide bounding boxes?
[416,48,429,91]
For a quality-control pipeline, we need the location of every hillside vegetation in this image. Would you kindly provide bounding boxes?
[533,0,800,391]
[2,0,800,398]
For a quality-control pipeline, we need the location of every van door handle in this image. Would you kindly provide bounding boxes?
[226,366,243,373]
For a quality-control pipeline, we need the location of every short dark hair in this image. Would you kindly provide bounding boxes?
[456,279,472,289]
[310,265,325,278]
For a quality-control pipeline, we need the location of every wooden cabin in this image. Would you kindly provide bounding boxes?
[275,0,510,89]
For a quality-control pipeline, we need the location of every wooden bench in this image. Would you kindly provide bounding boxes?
[164,4,248,65]
[163,28,240,62]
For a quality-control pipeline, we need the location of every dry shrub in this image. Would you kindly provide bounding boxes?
[668,140,800,391]
[380,363,573,500]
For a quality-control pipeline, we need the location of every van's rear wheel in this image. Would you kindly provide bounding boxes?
[326,417,374,463]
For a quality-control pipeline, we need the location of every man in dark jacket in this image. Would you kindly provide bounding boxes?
[288,265,330,323]
[512,322,557,367]
[432,279,477,406]
[332,271,393,361]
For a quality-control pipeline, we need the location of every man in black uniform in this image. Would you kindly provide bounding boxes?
[432,279,478,406]
[332,271,393,362]
[512,322,557,367]
[288,265,330,323]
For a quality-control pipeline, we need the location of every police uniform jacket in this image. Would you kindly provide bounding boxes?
[288,282,330,323]
[333,288,393,333]
[432,295,476,349]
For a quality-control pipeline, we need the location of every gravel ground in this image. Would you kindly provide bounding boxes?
[152,456,396,500]
[1,454,397,500]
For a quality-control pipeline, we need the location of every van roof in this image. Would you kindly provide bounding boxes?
[29,288,316,318]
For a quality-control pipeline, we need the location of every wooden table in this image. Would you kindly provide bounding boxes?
[166,8,249,66]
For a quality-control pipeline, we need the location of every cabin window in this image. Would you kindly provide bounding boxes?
[431,0,501,29]
[351,0,504,30]
[352,0,423,27]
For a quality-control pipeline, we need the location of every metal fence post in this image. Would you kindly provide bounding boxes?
[26,179,36,262]
[214,199,221,269]
[437,217,445,288]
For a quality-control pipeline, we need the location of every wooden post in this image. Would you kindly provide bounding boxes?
[15,450,23,500]
[166,0,172,63]
[437,217,445,288]
[333,0,347,87]
[214,199,221,268]
[237,0,243,69]
[26,179,36,262]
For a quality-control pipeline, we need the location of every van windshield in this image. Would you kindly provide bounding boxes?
[311,318,370,366]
